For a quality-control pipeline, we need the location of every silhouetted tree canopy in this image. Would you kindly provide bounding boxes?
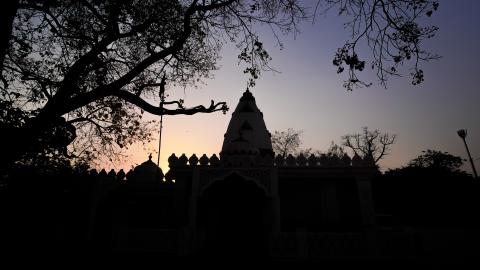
[0,0,439,168]
[0,100,90,174]
[325,0,440,89]
[0,0,306,167]
[342,127,396,165]
[325,141,345,159]
[385,149,469,178]
[377,149,475,228]
[408,149,464,172]
[271,128,303,158]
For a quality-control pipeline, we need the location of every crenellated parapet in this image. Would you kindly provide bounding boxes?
[168,153,222,167]
[166,152,376,168]
[274,153,375,167]
[88,165,174,186]
[89,168,130,182]
[167,152,274,168]
[168,154,375,168]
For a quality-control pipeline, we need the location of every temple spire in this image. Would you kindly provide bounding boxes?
[221,89,273,160]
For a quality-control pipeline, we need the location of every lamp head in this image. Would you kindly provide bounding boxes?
[457,129,467,139]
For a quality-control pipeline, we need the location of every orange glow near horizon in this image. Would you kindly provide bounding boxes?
[109,111,229,173]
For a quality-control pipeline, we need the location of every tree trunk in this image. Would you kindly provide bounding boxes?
[0,0,19,73]
[0,109,70,173]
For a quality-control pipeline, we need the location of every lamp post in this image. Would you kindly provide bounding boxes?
[457,129,478,178]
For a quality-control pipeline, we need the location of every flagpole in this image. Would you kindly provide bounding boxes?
[157,113,163,167]
[157,74,166,167]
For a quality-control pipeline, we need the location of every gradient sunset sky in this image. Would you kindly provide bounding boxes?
[117,1,479,174]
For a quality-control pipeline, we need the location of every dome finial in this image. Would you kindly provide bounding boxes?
[240,87,255,102]
[148,153,152,161]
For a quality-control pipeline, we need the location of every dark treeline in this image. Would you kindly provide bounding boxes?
[374,169,479,227]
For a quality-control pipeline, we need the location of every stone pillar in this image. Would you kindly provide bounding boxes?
[188,167,200,251]
[111,207,129,252]
[356,176,378,258]
[356,176,376,227]
[296,227,308,259]
[177,226,193,256]
[270,167,281,233]
[320,182,339,223]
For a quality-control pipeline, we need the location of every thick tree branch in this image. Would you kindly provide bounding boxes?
[113,90,227,116]
[0,0,19,77]
[57,0,237,116]
[195,0,237,12]
[81,0,109,26]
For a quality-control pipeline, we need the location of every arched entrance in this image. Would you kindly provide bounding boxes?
[196,173,270,259]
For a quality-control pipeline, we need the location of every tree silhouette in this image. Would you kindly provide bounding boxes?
[0,0,439,168]
[379,150,476,231]
[0,0,305,167]
[385,149,469,179]
[408,149,465,173]
[325,141,345,159]
[342,127,396,165]
[271,128,303,159]
[326,0,440,89]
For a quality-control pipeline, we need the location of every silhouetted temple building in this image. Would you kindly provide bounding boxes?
[2,90,475,262]
[90,89,388,260]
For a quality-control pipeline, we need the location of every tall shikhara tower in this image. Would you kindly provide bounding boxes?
[220,89,273,166]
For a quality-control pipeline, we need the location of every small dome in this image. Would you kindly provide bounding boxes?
[132,154,164,183]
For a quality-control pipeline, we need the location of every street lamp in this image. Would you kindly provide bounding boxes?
[457,129,478,178]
